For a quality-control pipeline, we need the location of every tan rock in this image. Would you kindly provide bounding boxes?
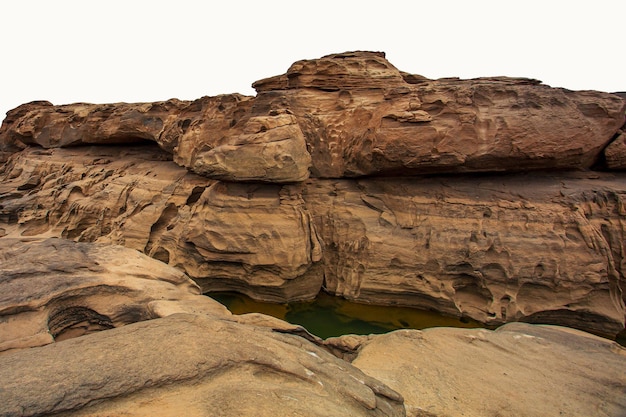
[0,313,404,417]
[303,174,626,337]
[349,323,626,417]
[0,145,323,301]
[0,238,229,353]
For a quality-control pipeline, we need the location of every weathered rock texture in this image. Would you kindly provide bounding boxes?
[0,146,323,301]
[303,173,626,337]
[1,146,624,336]
[342,323,626,417]
[0,237,229,352]
[253,51,625,177]
[1,51,625,338]
[0,313,404,417]
[2,52,624,180]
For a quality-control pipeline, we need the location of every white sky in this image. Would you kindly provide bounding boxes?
[1,0,624,120]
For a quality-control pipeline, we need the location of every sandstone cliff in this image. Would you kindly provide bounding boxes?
[1,51,625,339]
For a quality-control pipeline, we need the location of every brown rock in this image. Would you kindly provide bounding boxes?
[0,313,404,417]
[604,130,626,169]
[1,51,625,337]
[0,237,229,353]
[349,323,626,417]
[2,51,624,181]
[303,173,626,338]
[253,51,626,177]
[0,145,323,301]
[0,95,312,183]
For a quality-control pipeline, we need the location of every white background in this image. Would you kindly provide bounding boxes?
[1,0,624,119]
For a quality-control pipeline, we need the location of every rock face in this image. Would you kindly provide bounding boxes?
[0,237,229,352]
[0,145,323,301]
[343,323,626,417]
[303,173,626,337]
[1,51,626,417]
[253,51,625,177]
[2,52,624,180]
[0,50,625,338]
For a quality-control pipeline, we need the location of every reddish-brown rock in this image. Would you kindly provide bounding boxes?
[0,95,311,183]
[253,51,626,177]
[1,51,624,181]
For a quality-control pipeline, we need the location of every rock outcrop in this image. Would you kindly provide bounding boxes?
[1,50,625,338]
[1,237,624,417]
[340,323,626,417]
[0,145,323,301]
[0,313,404,417]
[0,237,229,352]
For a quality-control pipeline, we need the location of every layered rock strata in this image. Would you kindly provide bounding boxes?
[1,51,625,338]
[0,237,230,352]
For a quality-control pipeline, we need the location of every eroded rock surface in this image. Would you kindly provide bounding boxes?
[304,173,626,337]
[1,52,624,181]
[0,145,323,301]
[344,323,626,417]
[253,51,625,177]
[0,50,625,337]
[0,237,229,352]
[0,146,625,336]
[0,313,404,417]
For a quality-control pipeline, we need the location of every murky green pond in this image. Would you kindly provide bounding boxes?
[208,291,485,339]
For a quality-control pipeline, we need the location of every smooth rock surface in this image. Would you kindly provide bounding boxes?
[0,313,404,417]
[346,323,626,417]
[0,237,229,352]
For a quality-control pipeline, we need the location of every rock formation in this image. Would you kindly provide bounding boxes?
[0,237,624,417]
[0,313,404,417]
[336,322,626,417]
[4,49,626,417]
[0,237,230,352]
[1,51,625,340]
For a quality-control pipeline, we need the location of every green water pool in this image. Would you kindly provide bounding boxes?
[208,291,485,339]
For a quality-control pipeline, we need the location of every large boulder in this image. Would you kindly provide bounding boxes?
[340,323,626,417]
[0,313,404,417]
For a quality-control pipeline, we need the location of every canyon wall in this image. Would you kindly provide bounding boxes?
[1,51,625,338]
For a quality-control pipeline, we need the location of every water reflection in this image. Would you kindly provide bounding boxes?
[208,291,485,339]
